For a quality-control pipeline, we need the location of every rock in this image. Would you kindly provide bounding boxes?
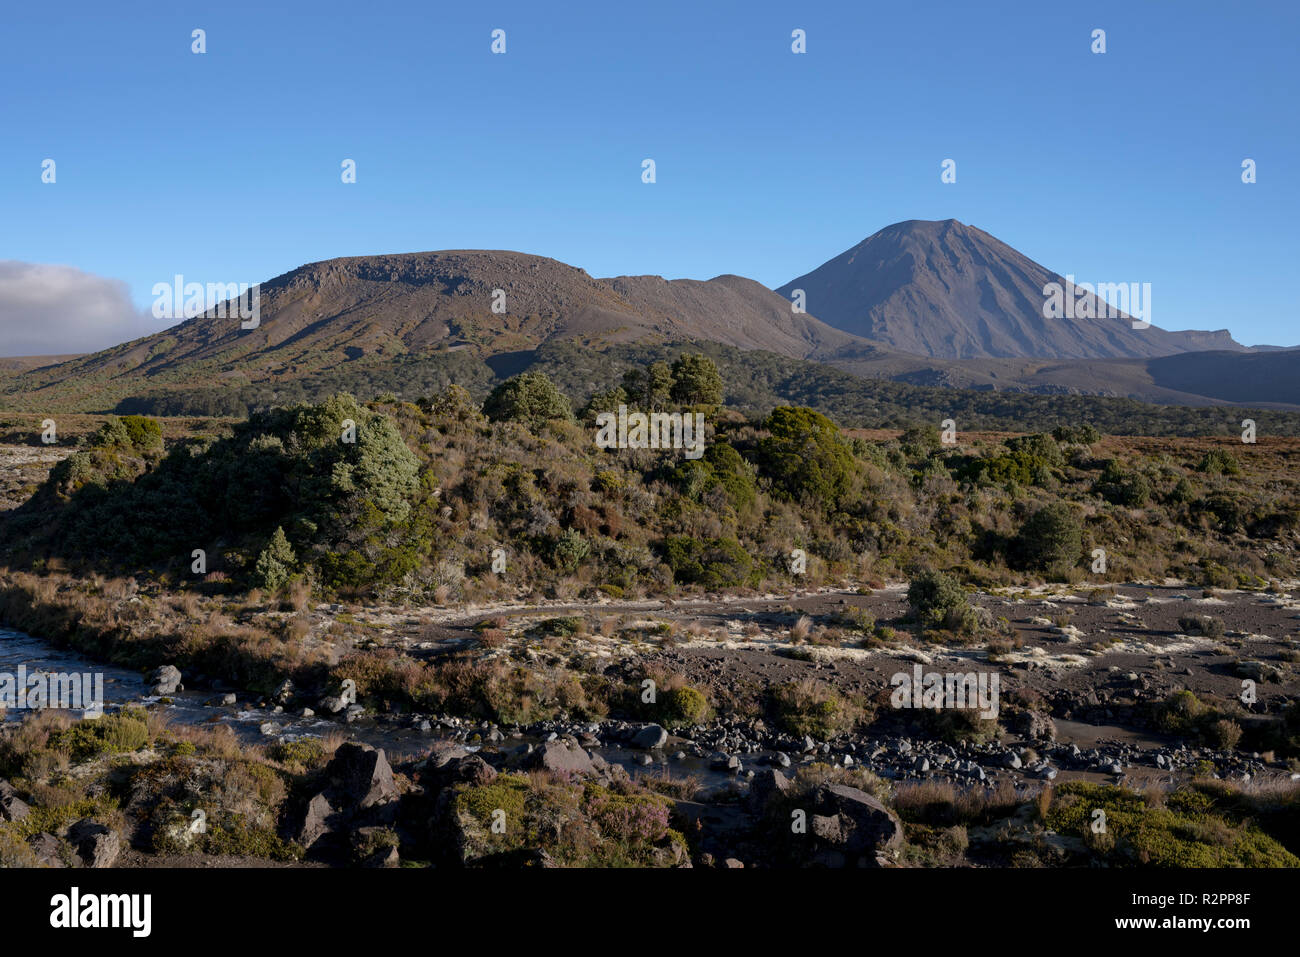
[323,743,400,808]
[361,846,400,868]
[525,739,597,777]
[0,780,30,823]
[806,784,904,866]
[1235,660,1283,683]
[303,708,316,718]
[430,753,498,789]
[1002,752,1023,770]
[1014,710,1058,743]
[630,724,669,750]
[221,693,237,706]
[27,832,63,867]
[259,722,276,735]
[913,756,930,773]
[67,819,121,868]
[150,665,183,696]
[297,792,341,849]
[319,695,347,714]
[748,768,794,812]
[771,752,792,768]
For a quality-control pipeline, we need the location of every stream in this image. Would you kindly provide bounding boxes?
[0,625,729,786]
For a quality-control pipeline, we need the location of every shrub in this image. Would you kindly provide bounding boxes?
[252,527,296,592]
[483,372,573,430]
[661,686,709,726]
[1052,424,1100,445]
[663,536,753,588]
[550,529,590,572]
[49,709,150,761]
[754,407,857,507]
[1197,449,1241,475]
[1094,460,1152,507]
[1208,719,1243,750]
[1177,614,1226,638]
[907,569,968,630]
[770,679,860,739]
[1012,503,1082,577]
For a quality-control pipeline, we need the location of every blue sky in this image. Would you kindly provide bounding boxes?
[2,0,1297,350]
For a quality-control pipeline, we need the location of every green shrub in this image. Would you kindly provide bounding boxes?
[50,709,150,761]
[663,536,753,588]
[770,679,860,739]
[1197,449,1241,475]
[483,372,573,430]
[1012,503,1082,576]
[252,526,296,592]
[661,686,709,726]
[907,569,968,630]
[754,407,857,507]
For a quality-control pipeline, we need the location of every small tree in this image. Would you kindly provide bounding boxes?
[253,526,296,592]
[1013,503,1082,577]
[669,353,723,408]
[483,372,573,430]
[754,406,856,507]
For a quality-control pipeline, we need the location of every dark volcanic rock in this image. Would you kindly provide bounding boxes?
[804,784,904,867]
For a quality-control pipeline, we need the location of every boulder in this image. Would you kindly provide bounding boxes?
[67,819,121,868]
[630,724,669,750]
[525,739,597,777]
[0,780,30,823]
[427,753,497,789]
[27,832,63,867]
[297,792,341,849]
[273,679,296,704]
[324,743,399,808]
[747,768,794,812]
[150,665,183,696]
[805,784,903,866]
[1014,710,1058,743]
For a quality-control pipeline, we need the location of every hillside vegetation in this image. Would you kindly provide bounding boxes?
[5,355,1297,601]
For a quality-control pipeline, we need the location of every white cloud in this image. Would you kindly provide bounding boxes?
[0,261,157,357]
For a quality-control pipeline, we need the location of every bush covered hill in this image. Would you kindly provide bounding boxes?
[18,340,1300,437]
[4,354,1297,601]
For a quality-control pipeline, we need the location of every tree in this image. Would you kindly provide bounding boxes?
[288,393,421,532]
[669,354,723,408]
[622,361,673,410]
[253,526,296,591]
[1012,503,1083,576]
[754,406,856,506]
[482,372,574,430]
